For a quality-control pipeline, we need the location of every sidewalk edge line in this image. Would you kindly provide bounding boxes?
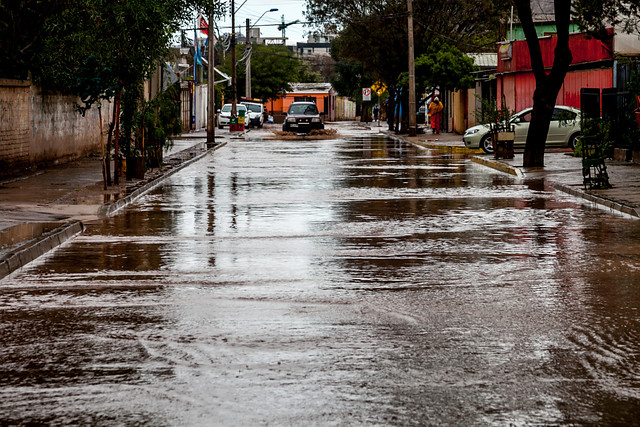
[551,183,640,219]
[99,142,227,218]
[414,141,483,155]
[0,221,84,280]
[471,156,524,177]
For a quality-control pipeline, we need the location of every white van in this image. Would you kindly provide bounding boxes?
[241,101,265,128]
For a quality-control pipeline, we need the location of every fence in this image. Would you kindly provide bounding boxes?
[1,79,111,177]
[580,87,637,150]
[180,84,192,132]
[179,83,210,132]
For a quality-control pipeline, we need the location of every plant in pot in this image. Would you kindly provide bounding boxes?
[126,142,145,180]
[480,98,515,159]
[137,84,181,169]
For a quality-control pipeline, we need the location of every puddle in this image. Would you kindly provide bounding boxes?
[0,222,64,257]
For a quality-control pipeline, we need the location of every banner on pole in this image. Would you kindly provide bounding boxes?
[198,14,209,35]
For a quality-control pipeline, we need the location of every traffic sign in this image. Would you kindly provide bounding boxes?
[362,87,371,101]
[371,81,387,95]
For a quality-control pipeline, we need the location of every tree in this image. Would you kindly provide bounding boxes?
[251,44,306,101]
[515,0,640,167]
[572,0,640,40]
[330,58,366,101]
[413,40,477,95]
[0,0,65,80]
[219,44,304,102]
[304,54,337,83]
[514,0,572,167]
[306,0,508,133]
[2,0,226,183]
[76,56,117,188]
[305,0,507,88]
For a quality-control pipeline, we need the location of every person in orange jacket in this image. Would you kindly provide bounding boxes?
[428,96,443,134]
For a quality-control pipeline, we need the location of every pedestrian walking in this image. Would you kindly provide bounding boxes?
[428,96,443,134]
[373,104,380,124]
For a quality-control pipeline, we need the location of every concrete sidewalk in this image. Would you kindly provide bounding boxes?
[394,130,640,219]
[480,152,640,218]
[1,130,226,278]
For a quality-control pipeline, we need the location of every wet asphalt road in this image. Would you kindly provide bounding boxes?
[2,129,640,425]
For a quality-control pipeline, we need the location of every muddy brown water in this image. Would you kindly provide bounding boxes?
[2,134,640,425]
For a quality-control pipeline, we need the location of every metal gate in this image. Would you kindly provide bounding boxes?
[180,84,193,132]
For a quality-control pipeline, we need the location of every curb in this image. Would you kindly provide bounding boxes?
[0,221,84,280]
[471,156,524,177]
[382,131,483,155]
[374,130,640,219]
[98,141,227,217]
[415,140,483,155]
[551,183,640,219]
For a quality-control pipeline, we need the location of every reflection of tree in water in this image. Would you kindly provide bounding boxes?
[207,172,216,268]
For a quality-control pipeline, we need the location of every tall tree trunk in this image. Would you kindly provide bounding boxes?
[516,0,573,167]
[98,106,107,190]
[388,87,396,131]
[113,87,122,185]
[106,110,116,187]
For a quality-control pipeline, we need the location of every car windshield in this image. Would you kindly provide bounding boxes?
[221,105,245,113]
[245,104,262,112]
[289,104,318,115]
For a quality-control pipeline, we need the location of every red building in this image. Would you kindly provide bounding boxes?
[497,29,615,112]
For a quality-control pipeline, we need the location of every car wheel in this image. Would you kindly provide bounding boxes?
[568,132,580,150]
[282,124,288,132]
[218,124,223,130]
[480,134,494,154]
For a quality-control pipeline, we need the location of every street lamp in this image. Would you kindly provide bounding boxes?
[245,8,278,99]
[254,8,279,27]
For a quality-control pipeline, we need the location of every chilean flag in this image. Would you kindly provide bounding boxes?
[198,14,209,36]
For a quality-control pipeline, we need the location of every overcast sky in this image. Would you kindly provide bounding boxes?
[213,0,310,44]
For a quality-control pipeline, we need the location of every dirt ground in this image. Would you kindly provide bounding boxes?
[268,128,339,140]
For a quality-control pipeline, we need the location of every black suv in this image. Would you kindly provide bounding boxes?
[282,102,324,133]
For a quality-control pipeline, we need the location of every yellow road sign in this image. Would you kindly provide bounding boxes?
[371,81,387,95]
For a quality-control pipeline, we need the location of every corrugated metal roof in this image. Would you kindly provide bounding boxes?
[467,53,498,68]
[531,0,556,22]
[510,0,556,23]
[288,83,333,94]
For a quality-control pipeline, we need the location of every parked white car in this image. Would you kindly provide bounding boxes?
[217,104,247,129]
[463,105,581,154]
[241,101,265,128]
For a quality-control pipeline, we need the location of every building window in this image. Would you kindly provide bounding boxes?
[294,96,316,103]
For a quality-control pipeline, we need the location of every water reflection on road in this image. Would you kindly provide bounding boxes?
[2,134,640,425]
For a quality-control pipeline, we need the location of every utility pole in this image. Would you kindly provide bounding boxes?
[207,6,215,147]
[407,0,417,136]
[245,9,277,98]
[231,0,237,117]
[245,18,251,99]
[194,19,198,131]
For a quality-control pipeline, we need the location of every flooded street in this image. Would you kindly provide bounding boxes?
[2,131,640,425]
